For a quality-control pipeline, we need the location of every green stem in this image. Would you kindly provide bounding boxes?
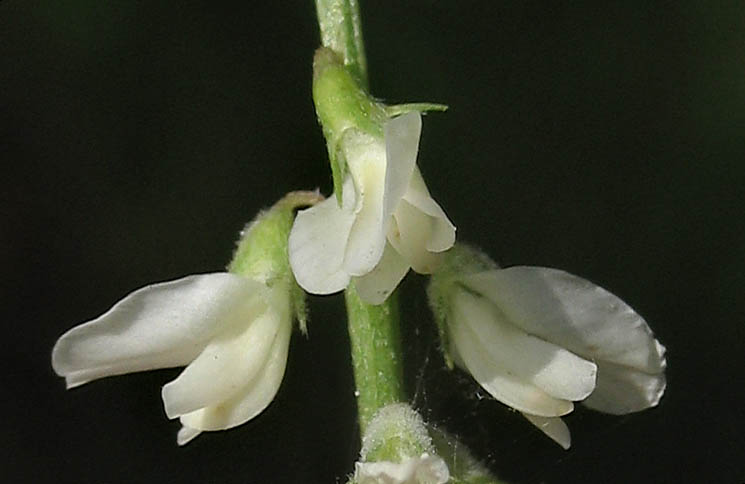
[315,0,369,89]
[345,282,405,433]
[316,0,405,439]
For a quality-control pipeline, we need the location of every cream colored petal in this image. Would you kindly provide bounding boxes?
[161,303,281,418]
[390,200,444,274]
[288,185,356,294]
[176,425,202,446]
[179,312,291,431]
[582,360,667,414]
[462,267,666,375]
[383,111,421,222]
[522,413,571,450]
[344,142,388,276]
[401,168,455,253]
[453,290,597,402]
[449,299,573,417]
[353,242,411,305]
[52,273,264,389]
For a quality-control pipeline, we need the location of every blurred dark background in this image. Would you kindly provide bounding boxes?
[2,1,744,483]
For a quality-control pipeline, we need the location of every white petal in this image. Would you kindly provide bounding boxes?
[179,312,291,431]
[161,298,282,418]
[344,140,388,276]
[449,297,573,417]
[353,242,411,305]
[522,413,571,450]
[582,360,667,414]
[354,453,450,484]
[176,425,202,446]
[288,184,356,294]
[401,168,455,253]
[389,200,445,274]
[454,290,597,402]
[383,111,421,222]
[462,268,666,375]
[52,273,264,388]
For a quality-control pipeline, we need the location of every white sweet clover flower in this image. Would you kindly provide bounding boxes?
[354,454,450,484]
[53,274,291,445]
[290,112,455,303]
[428,245,666,449]
[289,48,455,304]
[52,192,318,445]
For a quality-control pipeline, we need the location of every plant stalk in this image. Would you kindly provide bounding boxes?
[315,0,405,437]
[344,283,405,433]
[315,0,369,89]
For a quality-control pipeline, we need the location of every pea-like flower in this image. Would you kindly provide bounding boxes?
[289,111,456,304]
[428,246,666,449]
[52,192,316,445]
[52,273,292,445]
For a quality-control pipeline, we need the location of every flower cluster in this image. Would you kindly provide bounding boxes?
[50,41,667,484]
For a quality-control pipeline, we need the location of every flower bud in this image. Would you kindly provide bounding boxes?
[352,404,450,484]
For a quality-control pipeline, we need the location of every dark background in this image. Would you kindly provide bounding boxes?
[2,1,744,483]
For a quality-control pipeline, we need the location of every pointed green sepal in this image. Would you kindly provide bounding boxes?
[427,244,498,369]
[228,191,323,334]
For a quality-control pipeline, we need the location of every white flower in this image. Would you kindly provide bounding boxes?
[354,454,450,484]
[289,111,455,304]
[437,265,666,449]
[52,272,292,445]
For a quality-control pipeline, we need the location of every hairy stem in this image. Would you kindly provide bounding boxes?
[315,0,368,89]
[345,283,405,433]
[316,0,405,439]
